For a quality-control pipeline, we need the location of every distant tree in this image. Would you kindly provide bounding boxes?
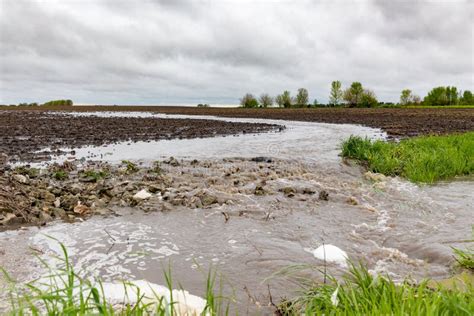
[400,89,413,105]
[329,81,343,106]
[343,82,364,107]
[43,99,74,106]
[412,95,421,105]
[197,103,209,107]
[280,90,292,108]
[359,90,378,108]
[312,99,319,107]
[275,94,284,107]
[446,86,458,105]
[259,94,273,108]
[240,93,259,108]
[295,88,309,107]
[424,87,448,106]
[460,90,473,105]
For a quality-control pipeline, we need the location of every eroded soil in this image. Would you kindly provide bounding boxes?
[0,111,282,162]
[3,106,473,138]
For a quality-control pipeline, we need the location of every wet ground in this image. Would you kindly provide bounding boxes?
[3,105,473,138]
[0,110,282,162]
[0,111,473,314]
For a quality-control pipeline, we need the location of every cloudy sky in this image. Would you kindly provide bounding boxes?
[0,0,472,105]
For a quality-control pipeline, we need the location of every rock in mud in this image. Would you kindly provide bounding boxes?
[318,190,329,201]
[133,189,152,201]
[0,212,20,226]
[51,207,67,219]
[61,194,80,211]
[254,184,265,196]
[347,196,359,205]
[199,191,218,206]
[164,157,180,166]
[39,210,53,222]
[0,153,8,168]
[364,171,386,182]
[147,184,163,194]
[251,157,273,163]
[302,187,316,195]
[41,190,56,204]
[12,174,29,184]
[281,186,296,197]
[73,203,91,215]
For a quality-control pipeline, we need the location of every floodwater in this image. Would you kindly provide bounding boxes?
[1,112,473,314]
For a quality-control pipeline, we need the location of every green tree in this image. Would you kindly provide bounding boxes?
[240,93,259,108]
[278,90,292,108]
[259,93,273,108]
[446,86,458,105]
[400,89,413,105]
[275,94,284,107]
[343,82,364,107]
[295,88,309,107]
[424,87,448,106]
[460,90,473,105]
[359,90,378,108]
[329,81,343,106]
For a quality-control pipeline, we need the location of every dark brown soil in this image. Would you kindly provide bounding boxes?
[3,105,473,138]
[0,110,282,163]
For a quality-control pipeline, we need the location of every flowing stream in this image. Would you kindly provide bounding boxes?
[1,112,472,314]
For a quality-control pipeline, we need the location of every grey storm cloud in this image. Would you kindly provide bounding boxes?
[0,0,472,105]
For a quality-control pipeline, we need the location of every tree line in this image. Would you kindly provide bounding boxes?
[402,87,473,106]
[239,82,473,108]
[5,99,74,107]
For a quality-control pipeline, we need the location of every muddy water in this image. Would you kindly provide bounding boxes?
[1,112,473,314]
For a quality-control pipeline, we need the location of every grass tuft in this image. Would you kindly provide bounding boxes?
[122,160,139,174]
[278,262,474,315]
[452,227,474,270]
[79,169,108,182]
[341,132,474,183]
[1,240,229,315]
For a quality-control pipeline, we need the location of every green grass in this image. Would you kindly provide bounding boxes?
[453,248,474,270]
[403,105,474,109]
[13,166,39,178]
[122,160,139,174]
[452,227,474,270]
[341,132,474,183]
[1,241,230,315]
[79,169,108,182]
[278,263,474,315]
[52,170,69,181]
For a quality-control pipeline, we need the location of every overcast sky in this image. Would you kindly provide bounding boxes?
[0,0,472,105]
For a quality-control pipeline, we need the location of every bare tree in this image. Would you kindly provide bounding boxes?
[259,93,273,108]
[295,88,309,107]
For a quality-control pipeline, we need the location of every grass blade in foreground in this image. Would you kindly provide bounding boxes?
[341,132,474,183]
[1,241,230,315]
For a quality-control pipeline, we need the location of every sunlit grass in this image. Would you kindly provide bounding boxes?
[341,132,474,183]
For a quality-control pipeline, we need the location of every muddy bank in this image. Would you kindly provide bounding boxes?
[0,157,333,230]
[0,110,282,162]
[3,106,473,137]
